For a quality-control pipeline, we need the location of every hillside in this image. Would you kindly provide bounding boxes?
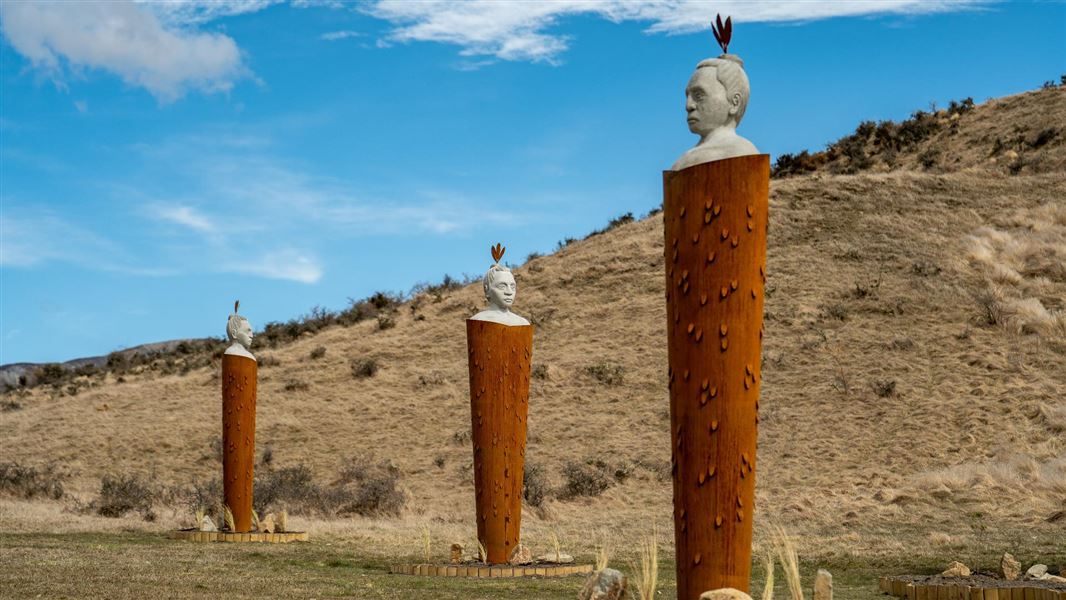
[2,86,1064,556]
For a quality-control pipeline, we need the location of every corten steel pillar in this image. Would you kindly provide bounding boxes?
[663,154,769,599]
[466,320,534,564]
[222,353,257,533]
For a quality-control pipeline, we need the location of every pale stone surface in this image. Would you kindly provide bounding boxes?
[450,543,464,564]
[671,54,759,171]
[199,516,217,532]
[259,514,275,533]
[1001,553,1022,581]
[508,543,533,565]
[1039,574,1066,583]
[699,588,754,600]
[536,552,574,564]
[579,568,628,600]
[1026,564,1048,579]
[470,265,530,326]
[814,569,833,600]
[225,308,255,361]
[941,561,971,577]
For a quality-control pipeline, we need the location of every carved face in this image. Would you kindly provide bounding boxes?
[685,67,736,136]
[234,318,253,349]
[487,270,516,310]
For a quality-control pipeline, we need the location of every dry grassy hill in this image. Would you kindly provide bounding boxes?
[2,86,1064,557]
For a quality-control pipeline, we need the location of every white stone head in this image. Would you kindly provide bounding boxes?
[483,264,517,310]
[686,55,750,138]
[671,15,758,171]
[226,300,253,351]
[483,243,516,310]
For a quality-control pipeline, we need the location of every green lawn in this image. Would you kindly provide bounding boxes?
[1,532,1062,599]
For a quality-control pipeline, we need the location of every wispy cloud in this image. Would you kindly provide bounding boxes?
[0,0,984,99]
[226,249,323,284]
[320,29,361,41]
[152,205,218,235]
[363,0,985,63]
[0,0,249,102]
[0,210,171,275]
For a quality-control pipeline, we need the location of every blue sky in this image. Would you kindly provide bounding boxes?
[2,1,1064,364]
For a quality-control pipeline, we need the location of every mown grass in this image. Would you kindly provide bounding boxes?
[7,532,1061,600]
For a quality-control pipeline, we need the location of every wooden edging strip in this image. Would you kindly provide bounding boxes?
[167,530,309,543]
[388,563,595,578]
[879,577,1066,600]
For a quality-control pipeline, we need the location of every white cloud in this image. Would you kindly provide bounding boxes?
[0,0,248,102]
[144,0,283,25]
[0,210,169,275]
[321,30,361,41]
[364,0,985,62]
[153,205,218,234]
[229,249,324,284]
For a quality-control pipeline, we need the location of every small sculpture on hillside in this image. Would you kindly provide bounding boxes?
[466,243,534,563]
[470,244,530,326]
[221,300,257,533]
[672,15,759,171]
[225,300,256,360]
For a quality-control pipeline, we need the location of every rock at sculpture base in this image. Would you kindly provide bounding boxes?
[508,543,533,565]
[1001,553,1021,581]
[199,516,217,532]
[941,562,971,578]
[579,569,628,600]
[814,569,833,600]
[450,543,464,564]
[1025,564,1048,579]
[259,513,275,533]
[536,552,574,564]
[700,588,754,600]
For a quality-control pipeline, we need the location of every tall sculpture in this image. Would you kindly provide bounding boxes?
[222,300,257,533]
[466,244,533,564]
[663,16,769,599]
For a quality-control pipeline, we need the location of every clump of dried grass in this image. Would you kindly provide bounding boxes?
[770,524,804,600]
[631,528,658,600]
[419,524,432,562]
[965,203,1066,337]
[594,534,611,571]
[223,505,235,531]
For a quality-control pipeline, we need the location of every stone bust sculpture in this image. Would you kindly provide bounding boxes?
[470,244,530,327]
[225,300,256,361]
[671,19,758,171]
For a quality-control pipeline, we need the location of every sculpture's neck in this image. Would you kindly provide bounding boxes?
[486,304,511,315]
[699,123,739,146]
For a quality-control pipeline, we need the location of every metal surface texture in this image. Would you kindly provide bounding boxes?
[663,154,769,598]
[466,320,534,564]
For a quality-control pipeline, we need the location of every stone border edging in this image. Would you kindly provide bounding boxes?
[879,576,1066,600]
[389,563,594,578]
[168,530,309,543]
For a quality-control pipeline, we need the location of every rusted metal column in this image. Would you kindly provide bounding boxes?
[222,353,257,533]
[663,154,769,599]
[466,320,533,564]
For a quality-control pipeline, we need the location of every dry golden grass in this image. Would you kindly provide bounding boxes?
[1,87,1064,565]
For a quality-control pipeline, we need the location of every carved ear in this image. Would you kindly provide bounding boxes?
[730,93,742,114]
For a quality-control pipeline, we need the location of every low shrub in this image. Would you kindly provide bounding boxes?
[523,463,550,507]
[351,358,379,379]
[558,460,613,500]
[309,346,326,360]
[0,462,66,500]
[585,361,625,386]
[94,474,156,520]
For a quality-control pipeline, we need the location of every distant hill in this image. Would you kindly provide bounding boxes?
[3,85,1063,552]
